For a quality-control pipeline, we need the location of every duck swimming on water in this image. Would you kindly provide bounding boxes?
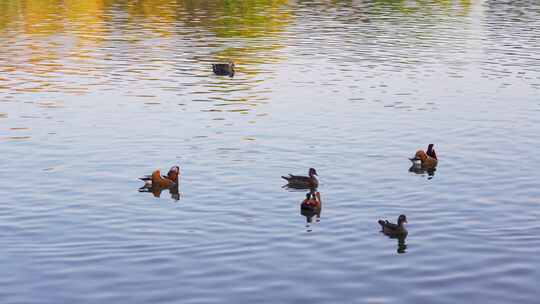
[282,168,319,189]
[378,215,408,237]
[410,144,438,168]
[212,62,235,77]
[139,166,180,188]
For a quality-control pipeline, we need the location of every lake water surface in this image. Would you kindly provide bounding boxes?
[1,0,540,303]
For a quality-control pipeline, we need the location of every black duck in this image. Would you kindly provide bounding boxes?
[212,62,235,77]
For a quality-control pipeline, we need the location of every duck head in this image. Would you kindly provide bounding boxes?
[309,168,318,177]
[397,214,408,226]
[411,150,428,162]
[167,166,180,182]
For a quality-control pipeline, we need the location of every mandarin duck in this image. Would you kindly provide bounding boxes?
[410,145,438,169]
[139,166,180,188]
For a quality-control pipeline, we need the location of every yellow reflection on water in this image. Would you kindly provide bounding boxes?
[372,0,471,16]
[64,0,107,43]
[126,0,178,36]
[0,0,472,100]
[181,0,291,38]
[21,0,65,35]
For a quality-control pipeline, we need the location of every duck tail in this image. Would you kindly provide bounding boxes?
[281,175,290,181]
[378,219,386,227]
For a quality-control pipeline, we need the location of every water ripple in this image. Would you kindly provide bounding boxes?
[1,0,540,303]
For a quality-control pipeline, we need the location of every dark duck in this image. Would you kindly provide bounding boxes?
[426,144,437,160]
[212,62,235,77]
[409,164,436,179]
[282,168,319,189]
[378,215,408,237]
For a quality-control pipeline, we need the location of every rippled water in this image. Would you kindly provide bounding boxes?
[1,0,540,303]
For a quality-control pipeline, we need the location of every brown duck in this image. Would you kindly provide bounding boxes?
[282,168,318,189]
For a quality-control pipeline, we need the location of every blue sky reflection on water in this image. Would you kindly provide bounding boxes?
[1,1,540,303]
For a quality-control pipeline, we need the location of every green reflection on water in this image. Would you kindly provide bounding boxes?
[0,0,473,36]
[0,0,473,95]
[0,0,292,38]
[371,0,471,16]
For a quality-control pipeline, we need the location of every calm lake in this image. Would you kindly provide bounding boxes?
[1,0,539,303]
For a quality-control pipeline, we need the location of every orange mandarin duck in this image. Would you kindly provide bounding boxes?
[410,144,438,169]
[139,166,180,188]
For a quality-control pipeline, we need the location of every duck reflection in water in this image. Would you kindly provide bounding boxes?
[139,183,181,201]
[397,236,407,254]
[409,164,436,179]
[301,191,322,229]
[378,215,408,254]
